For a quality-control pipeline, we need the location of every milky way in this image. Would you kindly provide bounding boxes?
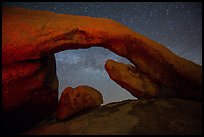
[3,2,202,104]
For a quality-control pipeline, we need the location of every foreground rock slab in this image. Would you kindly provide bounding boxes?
[56,85,103,121]
[24,98,201,135]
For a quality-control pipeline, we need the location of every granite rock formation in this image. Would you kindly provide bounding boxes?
[105,59,160,99]
[2,6,202,134]
[2,54,58,134]
[105,59,197,99]
[24,98,202,135]
[56,86,103,121]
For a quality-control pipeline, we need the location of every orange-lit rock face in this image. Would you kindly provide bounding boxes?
[2,55,58,134]
[3,7,201,95]
[2,6,202,134]
[2,56,58,112]
[56,86,103,121]
[105,59,160,99]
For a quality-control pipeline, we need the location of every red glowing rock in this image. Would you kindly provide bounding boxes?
[56,86,103,121]
[105,59,160,99]
[3,7,201,100]
[2,6,202,134]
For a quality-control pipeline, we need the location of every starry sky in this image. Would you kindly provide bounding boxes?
[3,2,202,104]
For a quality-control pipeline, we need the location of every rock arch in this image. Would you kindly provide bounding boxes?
[2,6,202,134]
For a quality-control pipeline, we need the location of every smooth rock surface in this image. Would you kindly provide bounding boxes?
[24,98,202,135]
[56,85,103,121]
[105,59,160,98]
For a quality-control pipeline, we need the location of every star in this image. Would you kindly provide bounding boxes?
[2,2,202,104]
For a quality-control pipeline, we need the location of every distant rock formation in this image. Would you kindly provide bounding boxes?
[56,86,103,121]
[24,98,202,135]
[2,6,202,134]
[105,59,160,99]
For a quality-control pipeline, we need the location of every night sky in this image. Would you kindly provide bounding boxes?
[3,2,202,104]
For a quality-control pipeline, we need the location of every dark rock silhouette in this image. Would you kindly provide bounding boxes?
[24,98,202,135]
[2,6,202,134]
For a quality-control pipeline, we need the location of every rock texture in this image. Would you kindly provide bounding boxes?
[3,6,201,101]
[2,6,202,134]
[2,54,58,134]
[24,98,202,135]
[105,59,193,99]
[105,59,160,99]
[56,86,103,121]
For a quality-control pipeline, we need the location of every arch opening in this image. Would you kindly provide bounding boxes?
[54,47,136,105]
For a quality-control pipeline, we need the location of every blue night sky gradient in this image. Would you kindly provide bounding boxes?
[3,2,202,104]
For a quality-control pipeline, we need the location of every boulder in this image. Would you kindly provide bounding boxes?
[105,59,160,99]
[56,86,103,121]
[24,98,202,135]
